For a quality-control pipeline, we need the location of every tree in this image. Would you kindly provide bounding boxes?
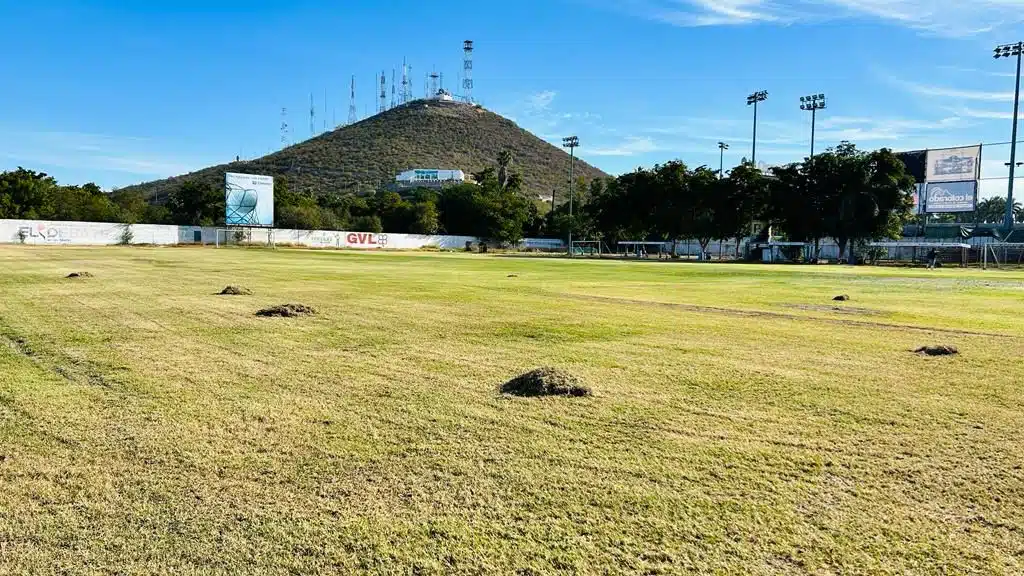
[167,180,223,226]
[722,162,768,257]
[822,143,915,261]
[497,150,514,190]
[0,168,59,219]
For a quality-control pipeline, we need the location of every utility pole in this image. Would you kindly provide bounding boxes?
[746,91,768,165]
[995,42,1023,235]
[800,93,827,159]
[718,142,729,179]
[562,136,580,256]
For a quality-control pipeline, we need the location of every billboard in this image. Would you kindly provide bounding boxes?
[225,173,274,227]
[925,181,977,213]
[925,145,981,183]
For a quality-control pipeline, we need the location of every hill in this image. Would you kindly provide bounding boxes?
[121,100,608,200]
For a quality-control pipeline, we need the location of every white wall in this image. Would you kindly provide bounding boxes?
[0,219,564,251]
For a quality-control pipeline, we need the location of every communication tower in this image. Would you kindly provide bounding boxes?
[348,76,357,125]
[309,93,316,136]
[379,71,387,114]
[430,69,439,98]
[391,69,397,109]
[280,107,289,147]
[463,40,474,103]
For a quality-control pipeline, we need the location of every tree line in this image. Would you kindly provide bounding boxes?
[0,154,542,245]
[2,141,1019,252]
[549,142,926,259]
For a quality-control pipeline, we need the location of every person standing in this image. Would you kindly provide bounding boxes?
[927,247,938,269]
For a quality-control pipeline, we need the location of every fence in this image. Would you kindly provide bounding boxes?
[0,219,565,251]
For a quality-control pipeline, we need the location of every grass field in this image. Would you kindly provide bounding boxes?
[1,246,1023,575]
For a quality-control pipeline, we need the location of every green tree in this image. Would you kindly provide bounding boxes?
[822,143,915,260]
[167,180,223,226]
[0,168,59,219]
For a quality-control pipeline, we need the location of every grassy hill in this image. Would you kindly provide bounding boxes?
[121,100,608,200]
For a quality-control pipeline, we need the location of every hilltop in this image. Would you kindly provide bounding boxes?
[121,100,608,200]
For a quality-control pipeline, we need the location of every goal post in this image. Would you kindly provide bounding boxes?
[214,227,276,248]
[983,243,1024,269]
[571,240,605,257]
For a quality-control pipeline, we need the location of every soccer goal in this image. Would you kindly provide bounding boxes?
[982,243,1024,269]
[215,228,248,248]
[571,240,608,257]
[215,228,276,248]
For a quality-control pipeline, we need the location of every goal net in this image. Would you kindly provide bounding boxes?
[983,243,1024,269]
[571,240,607,257]
[215,228,249,247]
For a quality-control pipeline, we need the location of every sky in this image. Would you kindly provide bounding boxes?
[1,0,1023,199]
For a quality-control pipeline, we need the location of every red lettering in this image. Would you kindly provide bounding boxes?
[346,233,358,243]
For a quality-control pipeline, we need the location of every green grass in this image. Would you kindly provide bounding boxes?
[1,246,1023,574]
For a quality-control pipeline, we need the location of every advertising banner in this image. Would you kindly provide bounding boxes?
[225,173,274,227]
[925,181,977,213]
[925,145,981,183]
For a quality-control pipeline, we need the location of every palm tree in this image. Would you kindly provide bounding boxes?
[497,150,514,190]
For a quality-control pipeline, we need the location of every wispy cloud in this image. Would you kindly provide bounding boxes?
[949,106,1014,120]
[895,80,1014,102]
[589,136,661,156]
[0,129,198,185]
[602,0,1024,37]
[527,90,558,111]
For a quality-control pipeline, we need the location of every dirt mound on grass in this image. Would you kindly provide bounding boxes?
[256,304,317,318]
[65,272,93,279]
[915,345,959,356]
[501,367,591,397]
[833,294,850,301]
[219,285,253,296]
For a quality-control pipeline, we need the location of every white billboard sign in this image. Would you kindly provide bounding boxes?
[225,173,274,227]
[925,145,981,183]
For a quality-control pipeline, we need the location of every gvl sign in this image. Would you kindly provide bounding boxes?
[925,181,977,214]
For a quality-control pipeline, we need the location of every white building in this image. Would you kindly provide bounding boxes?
[395,169,466,188]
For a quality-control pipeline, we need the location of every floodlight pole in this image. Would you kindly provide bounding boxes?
[811,107,817,159]
[718,142,729,179]
[562,136,580,256]
[996,42,1024,235]
[747,91,768,165]
[799,94,826,161]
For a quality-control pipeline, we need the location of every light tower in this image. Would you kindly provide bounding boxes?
[348,76,357,125]
[463,40,474,103]
[746,90,768,165]
[718,142,729,179]
[799,93,827,159]
[562,136,580,256]
[995,41,1024,235]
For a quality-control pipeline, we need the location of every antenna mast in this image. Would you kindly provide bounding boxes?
[463,40,474,103]
[309,93,316,136]
[280,107,289,148]
[378,71,387,114]
[348,76,357,125]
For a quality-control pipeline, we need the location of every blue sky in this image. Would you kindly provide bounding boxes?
[1,0,1023,198]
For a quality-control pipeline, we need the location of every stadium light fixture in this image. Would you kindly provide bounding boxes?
[562,136,580,256]
[718,142,729,179]
[994,41,1024,235]
[799,93,827,160]
[746,91,768,164]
